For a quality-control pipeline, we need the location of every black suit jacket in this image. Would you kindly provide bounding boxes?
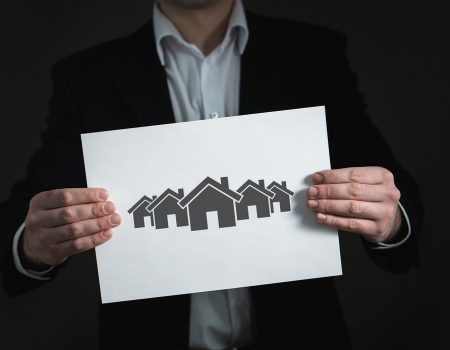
[1,11,422,349]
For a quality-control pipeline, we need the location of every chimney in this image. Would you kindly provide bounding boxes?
[220,177,229,188]
[258,179,265,188]
[178,188,184,197]
[281,181,287,188]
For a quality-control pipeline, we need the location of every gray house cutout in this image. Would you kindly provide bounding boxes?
[128,195,156,228]
[267,181,294,213]
[145,188,189,229]
[179,177,242,231]
[235,179,275,220]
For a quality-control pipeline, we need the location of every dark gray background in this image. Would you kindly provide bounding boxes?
[1,0,449,349]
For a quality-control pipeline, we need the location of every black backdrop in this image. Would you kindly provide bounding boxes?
[1,1,449,349]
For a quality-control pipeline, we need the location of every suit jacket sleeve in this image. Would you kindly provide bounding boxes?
[0,61,85,296]
[324,32,423,272]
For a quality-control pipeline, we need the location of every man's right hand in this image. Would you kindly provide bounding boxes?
[21,188,121,269]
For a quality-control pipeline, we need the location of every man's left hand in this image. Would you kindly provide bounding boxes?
[306,166,403,243]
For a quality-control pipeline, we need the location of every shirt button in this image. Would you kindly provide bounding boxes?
[210,112,220,119]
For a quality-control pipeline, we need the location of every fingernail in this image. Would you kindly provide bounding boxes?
[308,200,319,208]
[312,173,324,184]
[308,186,319,197]
[103,202,115,214]
[102,230,113,239]
[99,189,109,201]
[317,213,327,220]
[108,214,121,226]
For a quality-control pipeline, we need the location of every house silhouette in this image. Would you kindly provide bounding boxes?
[235,179,275,220]
[128,195,156,228]
[267,181,294,213]
[145,188,189,229]
[179,176,242,231]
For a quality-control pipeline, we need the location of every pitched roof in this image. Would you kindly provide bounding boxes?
[127,195,154,213]
[267,181,294,196]
[237,180,275,199]
[179,177,242,208]
[145,188,183,213]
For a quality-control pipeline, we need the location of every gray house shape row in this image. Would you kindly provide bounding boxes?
[128,177,294,231]
[267,181,295,213]
[179,177,242,231]
[127,195,156,228]
[235,179,275,220]
[145,188,188,229]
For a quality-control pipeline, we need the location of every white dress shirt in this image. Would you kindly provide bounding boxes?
[155,1,254,349]
[13,0,412,348]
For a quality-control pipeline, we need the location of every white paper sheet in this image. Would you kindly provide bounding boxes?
[81,106,342,304]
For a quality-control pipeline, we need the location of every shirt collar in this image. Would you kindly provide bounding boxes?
[153,0,249,66]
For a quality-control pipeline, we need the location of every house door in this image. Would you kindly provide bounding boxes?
[205,210,220,230]
[166,214,177,228]
[273,202,281,213]
[247,205,258,220]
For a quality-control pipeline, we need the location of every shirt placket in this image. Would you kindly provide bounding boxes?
[200,52,222,120]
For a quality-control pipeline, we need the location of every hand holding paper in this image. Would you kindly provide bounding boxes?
[21,188,121,268]
[307,166,402,243]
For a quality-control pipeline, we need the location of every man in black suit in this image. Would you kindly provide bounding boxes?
[1,0,421,348]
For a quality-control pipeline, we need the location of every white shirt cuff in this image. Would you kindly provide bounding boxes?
[369,201,411,250]
[12,222,55,280]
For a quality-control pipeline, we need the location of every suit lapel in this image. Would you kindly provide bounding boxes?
[239,12,286,115]
[112,21,175,127]
[113,13,284,126]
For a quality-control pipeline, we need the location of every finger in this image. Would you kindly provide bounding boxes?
[307,183,391,202]
[315,213,378,236]
[32,188,109,210]
[312,167,393,185]
[39,201,116,227]
[44,213,121,243]
[307,199,387,220]
[52,229,113,259]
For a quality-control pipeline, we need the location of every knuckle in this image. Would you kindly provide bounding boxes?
[71,239,85,252]
[349,201,362,215]
[68,223,81,237]
[91,234,102,247]
[347,219,359,231]
[320,200,330,213]
[383,169,394,182]
[60,190,72,206]
[349,169,362,182]
[326,171,336,183]
[330,216,339,227]
[349,183,363,197]
[87,188,98,202]
[391,188,401,201]
[386,205,396,219]
[38,190,54,207]
[26,213,38,228]
[60,207,75,222]
[97,218,106,230]
[91,203,100,217]
[29,195,39,209]
[325,185,334,198]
